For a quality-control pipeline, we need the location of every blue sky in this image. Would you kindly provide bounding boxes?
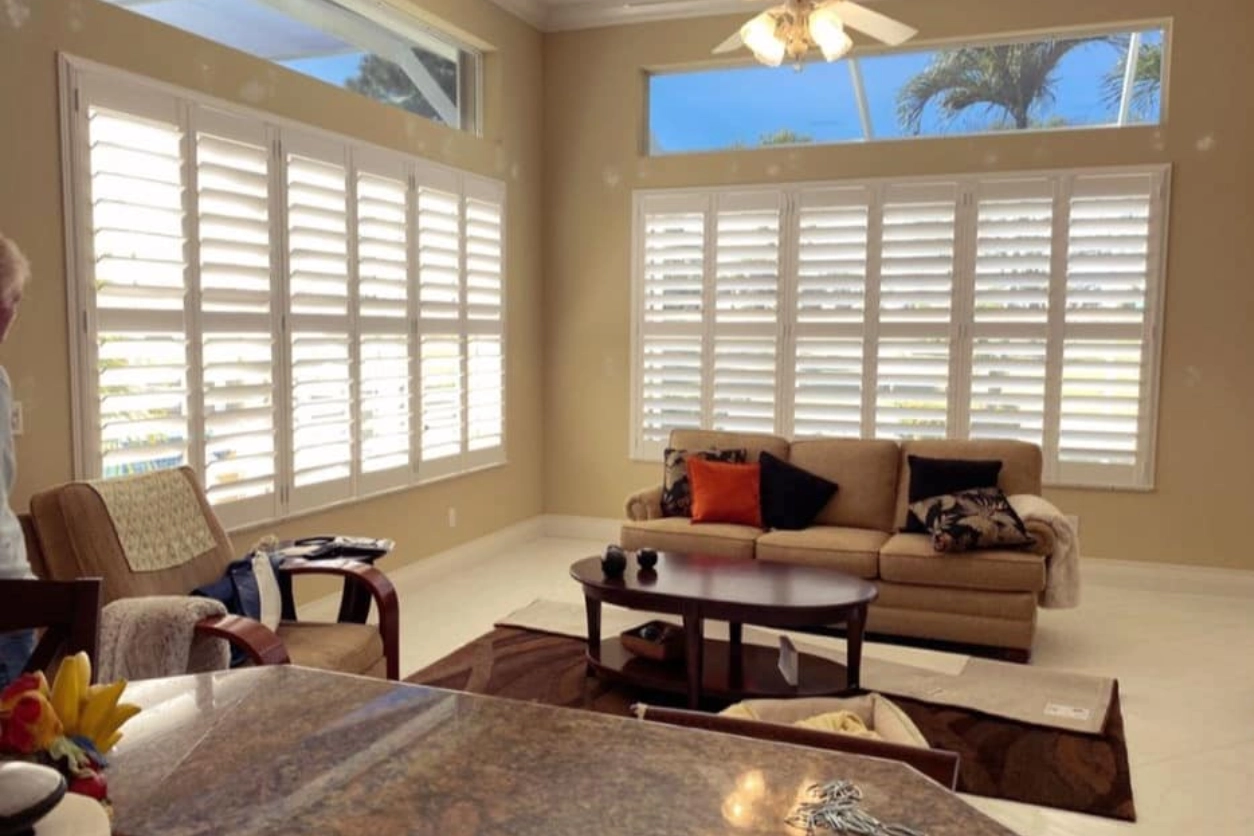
[650,30,1163,153]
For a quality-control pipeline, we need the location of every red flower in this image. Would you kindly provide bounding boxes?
[0,673,44,704]
[1,713,35,753]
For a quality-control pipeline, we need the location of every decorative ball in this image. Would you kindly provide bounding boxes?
[636,548,658,569]
[640,624,661,642]
[601,545,627,578]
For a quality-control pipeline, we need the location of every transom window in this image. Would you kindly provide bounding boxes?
[106,0,480,133]
[632,166,1169,489]
[62,58,505,529]
[649,25,1166,154]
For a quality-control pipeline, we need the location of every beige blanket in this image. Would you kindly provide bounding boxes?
[97,596,231,683]
[1009,493,1081,608]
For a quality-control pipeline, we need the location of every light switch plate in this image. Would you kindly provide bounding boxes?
[9,401,20,436]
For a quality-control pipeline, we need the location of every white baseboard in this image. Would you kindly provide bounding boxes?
[1081,557,1254,598]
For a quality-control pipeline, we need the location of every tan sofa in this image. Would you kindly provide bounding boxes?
[623,430,1060,661]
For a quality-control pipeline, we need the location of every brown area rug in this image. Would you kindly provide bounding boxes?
[408,627,1136,822]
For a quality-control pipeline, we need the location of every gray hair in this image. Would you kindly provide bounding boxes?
[0,233,31,297]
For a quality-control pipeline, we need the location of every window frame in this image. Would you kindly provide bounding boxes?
[645,20,1173,156]
[630,164,1170,491]
[59,54,507,531]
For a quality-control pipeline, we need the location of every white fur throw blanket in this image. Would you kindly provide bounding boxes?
[97,596,231,683]
[1009,494,1080,609]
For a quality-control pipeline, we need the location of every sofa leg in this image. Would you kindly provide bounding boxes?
[1000,647,1031,664]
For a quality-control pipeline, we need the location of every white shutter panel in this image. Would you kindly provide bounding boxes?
[354,157,412,491]
[875,183,956,440]
[968,179,1053,446]
[465,180,505,463]
[1058,172,1162,486]
[85,100,191,479]
[419,334,462,464]
[417,180,461,322]
[286,141,353,506]
[636,195,706,454]
[195,115,278,524]
[711,193,780,434]
[794,187,871,438]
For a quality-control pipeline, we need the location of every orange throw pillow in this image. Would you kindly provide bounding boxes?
[687,457,762,528]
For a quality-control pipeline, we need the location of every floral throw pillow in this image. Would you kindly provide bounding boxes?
[908,487,1034,553]
[661,447,748,517]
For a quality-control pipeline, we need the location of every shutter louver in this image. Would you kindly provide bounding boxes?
[467,335,503,452]
[712,199,779,434]
[87,105,190,478]
[879,184,956,323]
[465,198,502,323]
[360,335,411,473]
[969,339,1047,445]
[287,149,352,493]
[796,191,868,324]
[638,200,706,449]
[794,338,863,438]
[196,125,277,514]
[418,186,461,321]
[420,334,462,462]
[1059,340,1142,466]
[356,172,409,319]
[974,181,1052,325]
[875,338,949,440]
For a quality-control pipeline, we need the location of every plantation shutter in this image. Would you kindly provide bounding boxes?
[967,178,1054,447]
[195,110,279,526]
[416,166,465,477]
[710,193,781,434]
[353,153,413,492]
[81,89,191,481]
[464,178,505,463]
[1058,171,1164,486]
[792,187,871,438]
[635,194,707,456]
[285,136,353,509]
[874,182,957,440]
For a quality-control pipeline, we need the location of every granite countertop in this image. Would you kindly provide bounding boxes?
[109,667,1018,836]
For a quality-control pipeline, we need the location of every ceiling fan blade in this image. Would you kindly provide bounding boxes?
[835,1,919,46]
[712,29,745,54]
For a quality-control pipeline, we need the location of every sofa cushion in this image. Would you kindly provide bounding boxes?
[787,439,900,531]
[873,581,1038,621]
[620,517,759,561]
[893,441,1043,530]
[759,451,838,531]
[661,447,747,518]
[755,527,887,578]
[688,458,762,528]
[879,533,1046,593]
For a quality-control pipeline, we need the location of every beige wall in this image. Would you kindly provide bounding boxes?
[543,0,1254,568]
[0,0,544,601]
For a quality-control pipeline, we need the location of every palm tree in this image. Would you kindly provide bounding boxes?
[897,39,1098,134]
[1102,39,1163,122]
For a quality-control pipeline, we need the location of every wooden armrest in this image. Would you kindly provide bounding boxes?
[278,558,400,680]
[637,705,960,790]
[194,615,290,667]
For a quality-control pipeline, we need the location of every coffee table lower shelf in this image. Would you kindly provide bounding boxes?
[587,637,852,705]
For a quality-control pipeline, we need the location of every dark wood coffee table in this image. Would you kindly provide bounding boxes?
[570,552,878,709]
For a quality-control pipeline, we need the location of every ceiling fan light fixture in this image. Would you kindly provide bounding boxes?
[740,11,786,67]
[809,6,854,62]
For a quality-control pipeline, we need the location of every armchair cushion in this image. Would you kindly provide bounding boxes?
[276,622,384,677]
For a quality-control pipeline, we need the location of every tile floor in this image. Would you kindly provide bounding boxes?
[306,535,1254,836]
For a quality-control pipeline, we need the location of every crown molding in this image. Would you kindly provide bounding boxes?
[487,1,762,33]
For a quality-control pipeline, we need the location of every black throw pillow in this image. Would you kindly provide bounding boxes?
[759,451,839,531]
[904,455,1003,533]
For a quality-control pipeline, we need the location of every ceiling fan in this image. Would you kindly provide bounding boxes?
[713,0,918,68]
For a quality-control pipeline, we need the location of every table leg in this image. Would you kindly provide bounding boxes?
[728,621,743,687]
[845,604,866,691]
[584,596,602,672]
[683,607,704,709]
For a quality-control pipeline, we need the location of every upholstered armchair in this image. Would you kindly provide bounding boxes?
[25,467,399,680]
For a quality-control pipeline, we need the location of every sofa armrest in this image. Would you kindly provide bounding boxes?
[194,615,290,667]
[625,486,664,521]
